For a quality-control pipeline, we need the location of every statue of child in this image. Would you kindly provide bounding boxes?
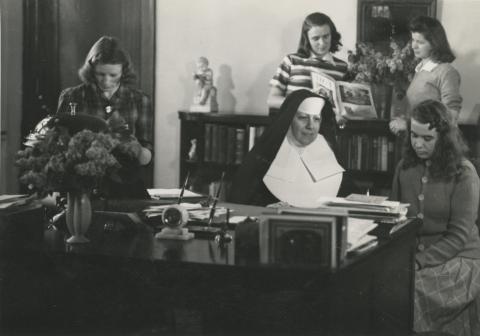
[193,56,214,105]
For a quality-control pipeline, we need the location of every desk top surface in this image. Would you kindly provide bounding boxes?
[36,201,421,274]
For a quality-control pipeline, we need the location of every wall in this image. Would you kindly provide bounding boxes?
[154,0,357,187]
[0,0,22,193]
[154,0,480,188]
[438,0,480,123]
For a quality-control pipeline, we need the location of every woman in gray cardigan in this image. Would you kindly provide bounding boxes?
[390,16,462,134]
[390,100,480,335]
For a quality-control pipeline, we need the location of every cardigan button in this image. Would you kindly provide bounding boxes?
[417,213,424,219]
[418,243,425,251]
[421,176,428,183]
[418,194,424,201]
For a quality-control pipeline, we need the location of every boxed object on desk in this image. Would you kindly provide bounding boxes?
[259,207,349,269]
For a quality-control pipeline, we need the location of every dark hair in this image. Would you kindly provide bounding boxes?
[402,99,468,180]
[297,12,342,57]
[409,16,455,63]
[78,36,137,86]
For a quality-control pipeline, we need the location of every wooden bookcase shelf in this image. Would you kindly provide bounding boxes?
[178,111,480,199]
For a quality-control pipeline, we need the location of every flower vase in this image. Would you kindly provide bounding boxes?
[66,191,92,243]
[371,83,393,119]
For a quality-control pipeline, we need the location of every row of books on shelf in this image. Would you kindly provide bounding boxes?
[338,134,402,172]
[203,124,266,164]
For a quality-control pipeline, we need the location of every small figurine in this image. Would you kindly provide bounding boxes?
[187,138,198,161]
[190,56,218,112]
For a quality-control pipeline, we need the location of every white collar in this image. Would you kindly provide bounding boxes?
[310,52,336,65]
[263,134,344,207]
[415,59,439,73]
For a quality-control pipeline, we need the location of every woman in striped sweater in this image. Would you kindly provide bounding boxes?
[267,12,348,112]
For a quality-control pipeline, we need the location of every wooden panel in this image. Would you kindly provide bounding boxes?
[22,0,60,137]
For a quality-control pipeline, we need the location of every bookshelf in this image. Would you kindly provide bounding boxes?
[337,119,404,195]
[178,111,480,200]
[178,111,271,199]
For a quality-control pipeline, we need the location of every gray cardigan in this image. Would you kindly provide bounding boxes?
[406,62,462,116]
[391,159,480,269]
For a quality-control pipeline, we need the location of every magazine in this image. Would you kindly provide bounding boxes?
[311,70,378,120]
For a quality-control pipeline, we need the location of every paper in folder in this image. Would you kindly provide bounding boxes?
[317,195,409,221]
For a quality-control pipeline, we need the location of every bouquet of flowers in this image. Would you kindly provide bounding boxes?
[16,114,141,198]
[347,38,419,99]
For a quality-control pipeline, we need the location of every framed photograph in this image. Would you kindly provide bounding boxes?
[259,214,347,269]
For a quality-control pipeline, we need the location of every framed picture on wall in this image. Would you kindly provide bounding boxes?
[357,0,437,46]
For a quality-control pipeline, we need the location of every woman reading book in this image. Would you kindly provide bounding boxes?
[390,99,480,334]
[267,12,348,111]
[230,89,356,207]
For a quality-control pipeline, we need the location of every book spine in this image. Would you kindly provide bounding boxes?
[248,126,256,151]
[381,136,388,172]
[226,127,237,164]
[204,123,213,162]
[217,125,228,164]
[211,124,219,163]
[370,136,376,171]
[234,128,246,164]
[255,126,266,143]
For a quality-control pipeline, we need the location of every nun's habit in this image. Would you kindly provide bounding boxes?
[229,89,356,207]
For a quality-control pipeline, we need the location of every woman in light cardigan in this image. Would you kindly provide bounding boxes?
[390,16,462,135]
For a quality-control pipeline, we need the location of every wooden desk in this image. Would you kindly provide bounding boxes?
[0,202,420,335]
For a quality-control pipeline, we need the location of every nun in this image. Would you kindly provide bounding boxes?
[229,89,356,207]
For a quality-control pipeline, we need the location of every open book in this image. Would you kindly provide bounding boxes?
[311,70,377,120]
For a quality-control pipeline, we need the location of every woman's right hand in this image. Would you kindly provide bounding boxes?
[389,118,407,135]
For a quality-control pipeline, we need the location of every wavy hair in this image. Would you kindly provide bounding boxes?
[409,16,455,63]
[402,100,468,180]
[296,12,342,57]
[78,36,137,86]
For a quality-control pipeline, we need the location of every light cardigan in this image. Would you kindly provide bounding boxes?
[406,61,462,118]
[390,159,480,269]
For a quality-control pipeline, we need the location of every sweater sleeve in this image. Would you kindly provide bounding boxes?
[56,88,73,115]
[416,164,480,268]
[439,65,462,119]
[134,92,154,152]
[269,55,291,93]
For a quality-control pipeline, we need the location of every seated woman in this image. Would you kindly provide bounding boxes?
[390,99,480,335]
[229,89,355,207]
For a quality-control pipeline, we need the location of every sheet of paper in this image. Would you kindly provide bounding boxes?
[0,194,30,210]
[147,188,204,199]
[347,217,378,252]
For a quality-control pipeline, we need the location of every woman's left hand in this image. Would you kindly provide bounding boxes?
[389,118,407,135]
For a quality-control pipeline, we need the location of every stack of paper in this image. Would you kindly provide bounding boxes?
[347,218,378,252]
[317,195,409,222]
[147,188,204,200]
[0,194,31,210]
[143,203,228,221]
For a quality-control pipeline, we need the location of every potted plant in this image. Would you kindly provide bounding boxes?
[347,39,419,119]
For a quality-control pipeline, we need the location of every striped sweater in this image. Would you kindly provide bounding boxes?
[270,53,348,96]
